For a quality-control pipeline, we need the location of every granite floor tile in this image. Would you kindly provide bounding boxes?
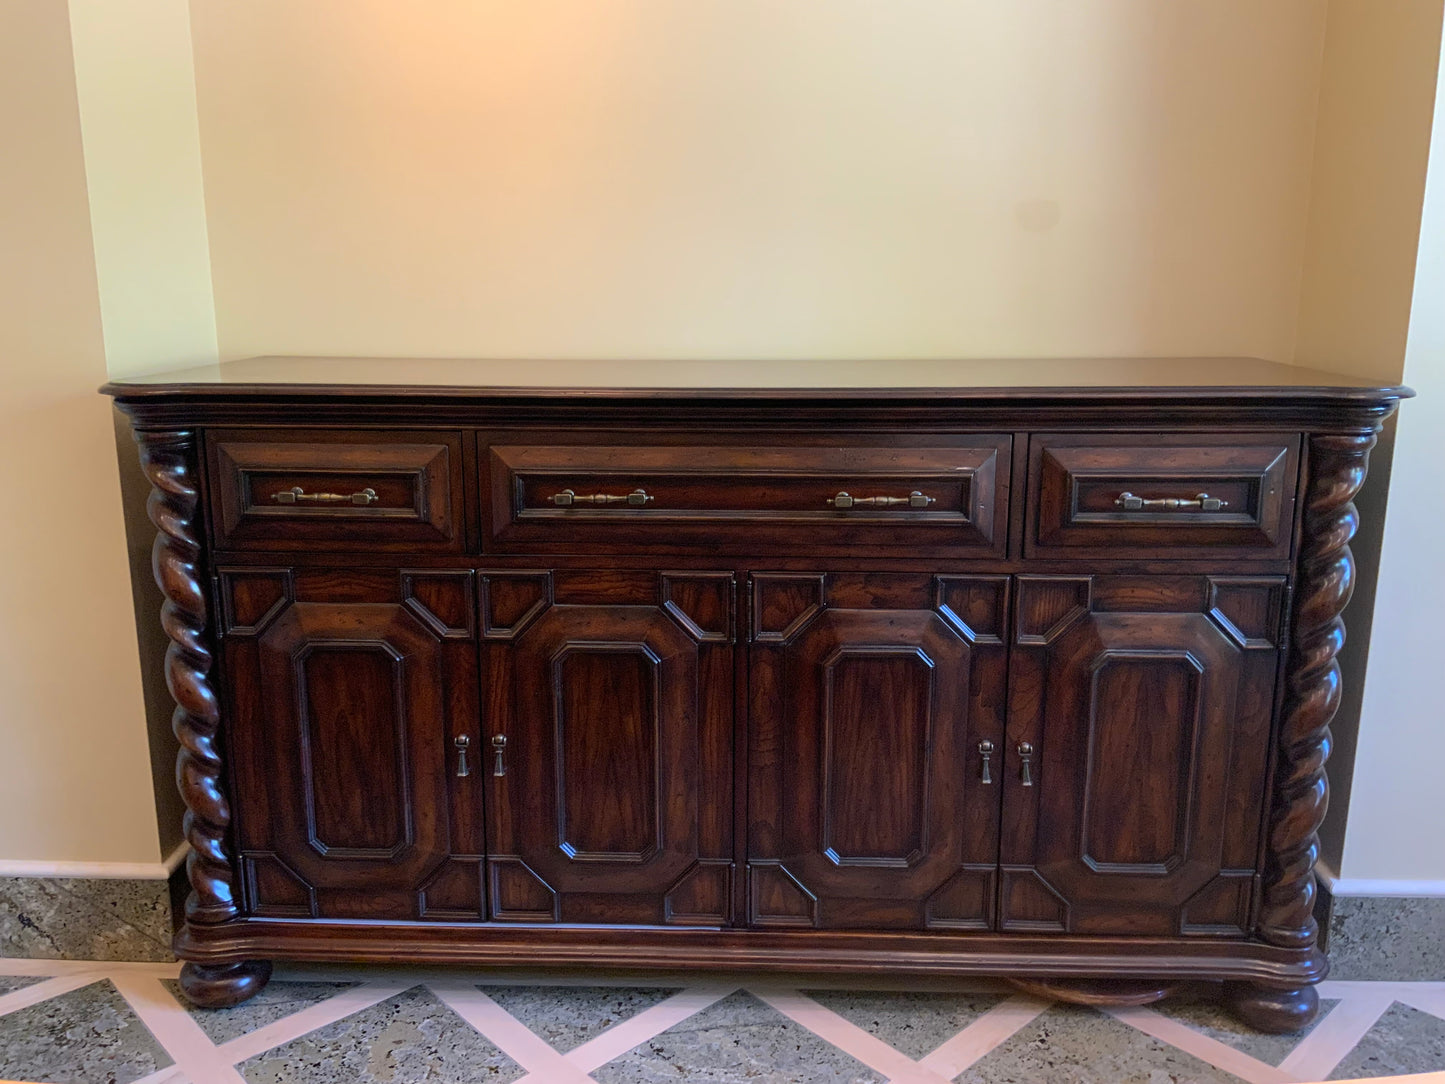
[591,989,885,1084]
[161,978,360,1044]
[1328,1001,1445,1079]
[238,984,524,1083]
[803,989,1007,1060]
[481,983,679,1051]
[0,977,173,1084]
[1152,987,1338,1065]
[958,1003,1245,1084]
[0,877,172,962]
[5,966,1445,1084]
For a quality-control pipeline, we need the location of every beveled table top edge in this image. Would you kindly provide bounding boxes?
[100,355,1414,405]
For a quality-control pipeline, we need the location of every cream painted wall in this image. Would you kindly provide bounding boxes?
[0,0,173,867]
[189,0,1327,363]
[68,0,217,378]
[1337,9,1445,886]
[66,0,221,862]
[6,0,1440,885]
[1295,0,1444,381]
[1289,0,1445,888]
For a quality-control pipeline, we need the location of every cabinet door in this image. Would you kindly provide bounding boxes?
[748,573,1009,930]
[1001,575,1283,937]
[219,567,483,921]
[482,569,735,925]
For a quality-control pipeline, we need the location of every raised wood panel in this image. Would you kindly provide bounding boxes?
[555,645,661,861]
[241,854,315,919]
[1208,578,1287,650]
[925,866,997,931]
[1015,578,1092,642]
[665,861,733,925]
[297,644,409,857]
[1001,575,1282,937]
[221,567,480,921]
[749,572,1008,929]
[935,576,1009,643]
[417,857,484,921]
[485,571,734,925]
[748,863,818,927]
[401,569,475,639]
[218,568,293,635]
[752,573,826,642]
[662,572,734,643]
[479,571,552,639]
[822,648,932,866]
[999,867,1069,933]
[489,858,558,921]
[1080,652,1200,872]
[1182,872,1255,938]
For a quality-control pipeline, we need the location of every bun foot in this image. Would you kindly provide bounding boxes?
[1224,981,1319,1034]
[178,959,273,1009]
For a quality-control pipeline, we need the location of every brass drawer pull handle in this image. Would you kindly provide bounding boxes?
[1018,742,1035,787]
[492,734,508,777]
[453,736,471,778]
[978,740,994,785]
[551,488,654,507]
[828,490,936,510]
[1115,492,1228,512]
[273,486,379,506]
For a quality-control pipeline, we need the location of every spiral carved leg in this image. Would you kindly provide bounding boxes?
[1259,431,1377,950]
[1224,981,1320,1034]
[178,960,273,1009]
[135,429,238,924]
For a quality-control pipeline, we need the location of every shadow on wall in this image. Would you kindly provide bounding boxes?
[111,405,188,860]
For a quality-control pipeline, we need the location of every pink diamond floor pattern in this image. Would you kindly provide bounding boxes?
[0,959,1442,1083]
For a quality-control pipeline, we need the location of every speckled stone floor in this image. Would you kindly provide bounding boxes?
[0,960,1441,1083]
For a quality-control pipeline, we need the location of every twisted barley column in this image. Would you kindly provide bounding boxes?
[1258,429,1377,950]
[136,429,238,924]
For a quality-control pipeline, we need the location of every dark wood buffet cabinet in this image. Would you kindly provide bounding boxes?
[104,357,1409,1033]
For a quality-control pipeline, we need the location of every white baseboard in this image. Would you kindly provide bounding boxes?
[1316,860,1445,898]
[0,840,189,881]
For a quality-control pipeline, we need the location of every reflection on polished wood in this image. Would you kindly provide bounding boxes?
[1008,977,1182,1008]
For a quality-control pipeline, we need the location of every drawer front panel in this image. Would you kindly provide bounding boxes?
[1027,433,1299,559]
[485,436,1009,555]
[210,429,465,552]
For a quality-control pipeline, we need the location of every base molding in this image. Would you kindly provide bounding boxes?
[0,841,189,881]
[174,917,1326,987]
[1315,861,1445,899]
